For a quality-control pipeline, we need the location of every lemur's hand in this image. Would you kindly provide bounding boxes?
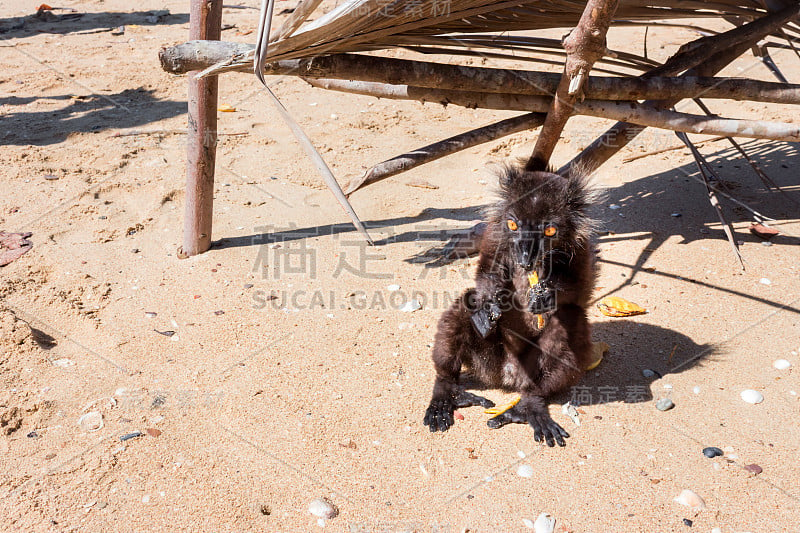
[528,283,556,314]
[471,298,503,339]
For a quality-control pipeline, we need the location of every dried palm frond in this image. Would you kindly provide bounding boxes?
[261,0,794,63]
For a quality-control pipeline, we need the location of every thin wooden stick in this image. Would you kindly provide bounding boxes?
[344,112,546,195]
[113,129,248,137]
[676,131,744,269]
[180,0,223,258]
[526,0,619,171]
[159,43,800,105]
[304,78,800,143]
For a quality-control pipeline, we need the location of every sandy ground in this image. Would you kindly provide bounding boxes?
[1,1,799,531]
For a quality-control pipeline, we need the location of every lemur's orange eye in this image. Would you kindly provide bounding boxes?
[506,220,518,231]
[543,225,557,237]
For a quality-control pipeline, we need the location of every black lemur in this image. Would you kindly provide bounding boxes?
[423,166,598,447]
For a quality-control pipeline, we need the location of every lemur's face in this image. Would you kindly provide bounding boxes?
[503,216,558,272]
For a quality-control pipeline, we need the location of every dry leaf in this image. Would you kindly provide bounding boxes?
[484,396,520,416]
[405,179,439,190]
[586,341,609,370]
[597,296,647,317]
[749,223,779,240]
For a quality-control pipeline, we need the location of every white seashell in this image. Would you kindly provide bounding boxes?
[399,299,422,312]
[561,402,581,426]
[692,386,701,394]
[773,359,791,370]
[740,389,764,404]
[759,278,772,285]
[673,489,706,509]
[308,498,338,519]
[517,464,534,478]
[386,284,400,292]
[52,358,75,368]
[533,512,556,533]
[78,411,104,432]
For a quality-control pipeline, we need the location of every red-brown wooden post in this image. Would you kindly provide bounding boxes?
[180,0,224,257]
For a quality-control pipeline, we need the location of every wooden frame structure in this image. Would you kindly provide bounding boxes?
[167,0,799,258]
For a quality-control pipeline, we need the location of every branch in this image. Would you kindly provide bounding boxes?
[304,78,800,143]
[158,43,800,105]
[526,0,619,171]
[560,3,800,176]
[344,112,546,195]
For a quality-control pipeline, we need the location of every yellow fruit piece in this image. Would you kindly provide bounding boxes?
[597,296,647,317]
[586,341,609,370]
[484,395,520,416]
[536,314,545,329]
[218,104,236,112]
[527,271,539,287]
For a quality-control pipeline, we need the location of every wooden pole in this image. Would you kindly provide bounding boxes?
[180,0,223,258]
[525,0,619,171]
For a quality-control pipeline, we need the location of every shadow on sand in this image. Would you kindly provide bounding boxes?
[0,88,185,146]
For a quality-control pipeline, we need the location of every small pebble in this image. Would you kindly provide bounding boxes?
[682,518,692,527]
[533,512,555,533]
[78,411,104,432]
[386,284,400,292]
[762,241,772,247]
[243,283,254,289]
[692,386,700,394]
[453,410,464,421]
[743,464,762,475]
[120,431,143,442]
[145,428,161,437]
[656,398,674,411]
[27,431,39,438]
[608,204,621,210]
[773,359,791,370]
[642,369,657,378]
[759,278,772,286]
[43,174,59,180]
[674,489,705,509]
[740,389,764,404]
[213,310,225,316]
[517,464,534,478]
[154,329,176,337]
[308,498,338,519]
[144,312,157,318]
[671,213,682,217]
[52,358,75,368]
[702,447,723,458]
[522,518,534,529]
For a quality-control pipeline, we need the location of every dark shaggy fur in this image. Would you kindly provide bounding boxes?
[423,166,599,446]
